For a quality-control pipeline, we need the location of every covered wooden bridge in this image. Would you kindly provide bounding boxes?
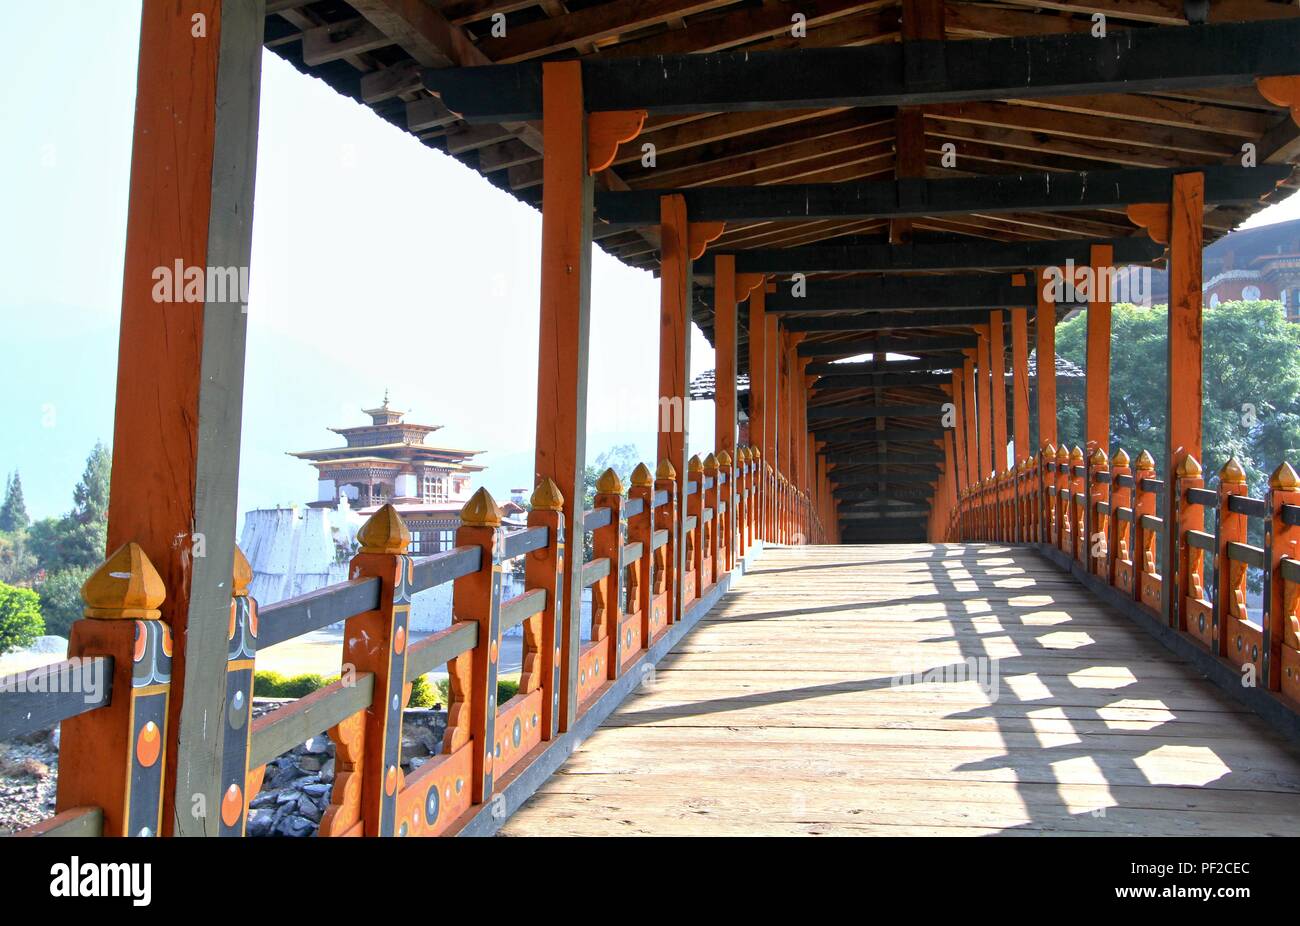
[4,0,1300,837]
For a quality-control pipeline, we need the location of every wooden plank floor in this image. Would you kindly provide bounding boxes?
[500,544,1300,836]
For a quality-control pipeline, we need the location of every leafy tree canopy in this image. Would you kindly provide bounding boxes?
[0,472,29,533]
[0,582,44,654]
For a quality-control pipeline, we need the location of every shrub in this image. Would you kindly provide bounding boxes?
[36,566,92,638]
[407,673,436,708]
[254,671,335,699]
[0,582,44,654]
[434,674,519,708]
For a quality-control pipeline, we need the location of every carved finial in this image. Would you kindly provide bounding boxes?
[459,487,502,528]
[1113,447,1131,467]
[1136,449,1156,472]
[1070,445,1084,463]
[358,504,411,553]
[1056,445,1070,462]
[1090,447,1108,467]
[630,462,653,487]
[1177,454,1203,478]
[656,458,676,480]
[752,446,762,459]
[1016,460,1026,473]
[232,544,253,598]
[530,477,564,511]
[1270,461,1300,491]
[703,453,717,471]
[717,449,732,467]
[1218,456,1246,485]
[1041,441,1056,458]
[82,542,165,620]
[688,454,703,473]
[595,467,624,495]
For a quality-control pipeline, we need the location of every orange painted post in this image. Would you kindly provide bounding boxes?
[1035,267,1058,452]
[1217,459,1255,669]
[219,547,258,836]
[686,456,706,603]
[962,353,979,489]
[1084,243,1114,560]
[1089,449,1111,578]
[704,454,721,585]
[659,192,692,623]
[344,506,417,833]
[1110,450,1134,592]
[1266,463,1300,692]
[592,469,626,683]
[535,61,594,733]
[103,0,263,835]
[990,311,1008,478]
[764,310,781,537]
[627,464,666,648]
[1164,172,1205,627]
[976,328,993,482]
[524,479,565,740]
[715,255,738,565]
[1172,455,1205,635]
[56,544,170,837]
[1056,445,1072,553]
[1012,306,1031,472]
[748,286,769,544]
[1070,446,1087,563]
[1134,450,1163,614]
[718,450,735,572]
[654,460,680,625]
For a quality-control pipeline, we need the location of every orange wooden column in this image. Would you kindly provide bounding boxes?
[976,327,993,481]
[951,368,969,498]
[962,351,979,489]
[714,255,738,560]
[1011,305,1031,464]
[1164,172,1205,626]
[102,0,263,835]
[1035,267,1058,450]
[1085,244,1114,459]
[989,311,1008,476]
[658,192,692,619]
[747,284,768,486]
[534,61,595,731]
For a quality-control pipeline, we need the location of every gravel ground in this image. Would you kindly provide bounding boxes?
[0,729,59,834]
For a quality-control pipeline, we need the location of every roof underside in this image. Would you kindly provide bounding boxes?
[262,0,1300,539]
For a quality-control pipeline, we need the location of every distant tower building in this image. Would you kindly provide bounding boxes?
[289,395,522,554]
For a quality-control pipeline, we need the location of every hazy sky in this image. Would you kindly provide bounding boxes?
[2,3,1296,521]
[1,2,715,521]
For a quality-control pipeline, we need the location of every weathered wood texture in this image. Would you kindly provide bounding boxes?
[501,543,1300,836]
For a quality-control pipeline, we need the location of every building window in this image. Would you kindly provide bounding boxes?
[423,473,449,502]
[1242,285,1261,301]
[1209,293,1220,309]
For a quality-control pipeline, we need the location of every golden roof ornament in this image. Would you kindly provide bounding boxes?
[687,454,703,473]
[1218,456,1246,485]
[1090,447,1108,466]
[82,542,166,620]
[630,463,653,487]
[1270,461,1299,491]
[358,504,411,554]
[595,467,624,495]
[459,488,502,528]
[1070,445,1085,463]
[1113,448,1131,467]
[1177,454,1203,479]
[530,477,564,511]
[1135,449,1156,472]
[656,458,676,480]
[717,450,732,467]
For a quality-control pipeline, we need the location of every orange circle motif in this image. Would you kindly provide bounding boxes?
[133,622,147,663]
[160,626,173,657]
[394,625,406,654]
[385,765,398,796]
[220,783,243,827]
[136,721,161,767]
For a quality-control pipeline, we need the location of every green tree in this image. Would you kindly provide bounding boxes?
[26,517,63,573]
[37,566,92,638]
[0,582,44,654]
[0,532,38,586]
[59,443,111,569]
[0,472,29,533]
[1054,301,1300,495]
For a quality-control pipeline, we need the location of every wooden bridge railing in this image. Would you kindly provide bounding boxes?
[2,444,819,838]
[949,450,1300,710]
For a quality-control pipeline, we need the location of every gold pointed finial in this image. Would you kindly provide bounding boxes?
[1177,454,1203,478]
[1041,442,1056,459]
[1016,459,1026,473]
[358,504,411,553]
[717,449,732,467]
[752,446,762,459]
[1070,445,1084,463]
[703,453,717,471]
[630,462,653,487]
[1113,447,1131,467]
[1056,445,1070,463]
[1218,456,1246,485]
[595,467,624,495]
[459,487,502,528]
[1270,461,1299,491]
[530,477,564,511]
[1090,447,1108,467]
[688,454,703,473]
[233,544,253,598]
[1135,449,1156,472]
[82,542,166,619]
